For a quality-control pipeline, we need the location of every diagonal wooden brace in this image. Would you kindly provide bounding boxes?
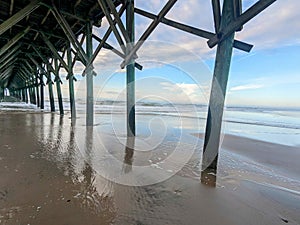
[207,0,277,48]
[121,0,177,69]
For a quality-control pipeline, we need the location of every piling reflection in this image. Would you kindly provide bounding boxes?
[123,137,135,174]
[80,126,97,208]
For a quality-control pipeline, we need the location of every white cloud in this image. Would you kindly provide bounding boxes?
[236,0,300,49]
[230,84,264,91]
[160,82,209,104]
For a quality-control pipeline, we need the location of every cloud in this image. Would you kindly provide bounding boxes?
[236,0,300,49]
[230,84,264,91]
[160,82,209,104]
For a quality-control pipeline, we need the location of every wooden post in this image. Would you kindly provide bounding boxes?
[32,85,36,105]
[28,85,33,104]
[21,88,25,102]
[55,59,64,115]
[40,75,44,109]
[86,21,94,126]
[48,81,55,112]
[126,0,136,136]
[0,87,4,100]
[67,43,76,119]
[47,64,55,112]
[36,77,40,107]
[18,90,22,100]
[202,0,235,172]
[25,88,29,103]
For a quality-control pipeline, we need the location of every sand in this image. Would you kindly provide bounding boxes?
[0,111,300,225]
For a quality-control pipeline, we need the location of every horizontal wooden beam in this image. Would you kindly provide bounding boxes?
[134,8,253,52]
[92,34,143,70]
[0,0,40,36]
[208,0,277,48]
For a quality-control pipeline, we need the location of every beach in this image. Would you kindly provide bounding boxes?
[0,108,300,225]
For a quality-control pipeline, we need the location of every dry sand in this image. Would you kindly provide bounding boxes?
[0,111,300,225]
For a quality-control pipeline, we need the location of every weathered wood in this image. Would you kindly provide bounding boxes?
[0,44,21,65]
[21,88,26,102]
[211,0,221,32]
[97,0,127,53]
[82,4,127,76]
[40,75,44,109]
[208,0,277,48]
[105,0,131,44]
[134,8,253,52]
[121,0,177,69]
[67,44,76,119]
[51,5,88,65]
[25,88,28,103]
[202,0,235,172]
[0,26,30,57]
[47,67,55,112]
[126,0,135,136]
[35,76,40,107]
[32,85,37,105]
[40,32,70,73]
[86,21,94,126]
[0,0,40,36]
[92,34,143,70]
[54,59,64,115]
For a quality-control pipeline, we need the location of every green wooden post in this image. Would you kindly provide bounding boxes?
[67,43,76,119]
[86,21,94,126]
[29,87,32,103]
[32,84,36,105]
[40,75,44,109]
[48,81,55,112]
[126,0,136,137]
[202,0,235,172]
[0,87,4,100]
[18,90,22,100]
[25,87,29,103]
[36,77,40,107]
[55,59,64,115]
[32,68,40,107]
[47,65,55,112]
[21,88,25,102]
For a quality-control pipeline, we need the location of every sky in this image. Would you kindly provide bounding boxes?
[56,0,300,108]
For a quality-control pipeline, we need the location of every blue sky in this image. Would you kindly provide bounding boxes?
[57,0,300,108]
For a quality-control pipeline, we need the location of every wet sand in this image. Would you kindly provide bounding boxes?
[0,111,300,225]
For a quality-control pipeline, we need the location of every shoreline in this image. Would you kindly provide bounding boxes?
[0,110,300,224]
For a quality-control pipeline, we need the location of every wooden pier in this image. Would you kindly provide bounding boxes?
[0,0,277,174]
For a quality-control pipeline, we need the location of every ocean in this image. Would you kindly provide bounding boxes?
[18,98,299,147]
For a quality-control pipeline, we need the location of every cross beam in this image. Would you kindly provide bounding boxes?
[40,32,70,73]
[51,4,88,65]
[121,0,177,68]
[208,0,277,48]
[82,3,127,76]
[0,26,31,57]
[134,8,253,52]
[97,0,127,53]
[0,0,40,36]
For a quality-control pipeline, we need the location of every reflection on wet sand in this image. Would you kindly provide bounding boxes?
[1,112,300,225]
[123,137,135,174]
